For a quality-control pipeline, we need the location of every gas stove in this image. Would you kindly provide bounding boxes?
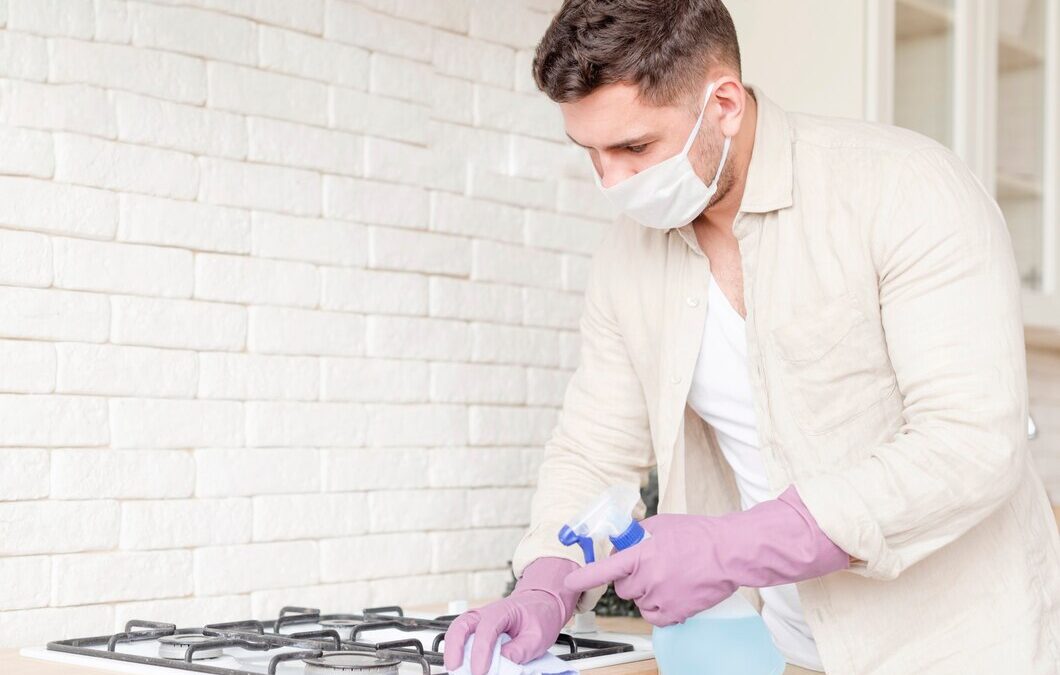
[20,604,654,674]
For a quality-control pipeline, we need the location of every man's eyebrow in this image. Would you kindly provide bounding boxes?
[565,132,652,151]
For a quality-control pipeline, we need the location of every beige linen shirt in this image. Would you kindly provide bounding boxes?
[511,84,1060,674]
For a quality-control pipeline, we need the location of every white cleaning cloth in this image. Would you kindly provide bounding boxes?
[450,633,578,675]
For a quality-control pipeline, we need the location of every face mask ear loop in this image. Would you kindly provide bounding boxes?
[708,134,732,188]
[680,82,716,156]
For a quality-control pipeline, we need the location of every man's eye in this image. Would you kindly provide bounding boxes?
[627,144,648,154]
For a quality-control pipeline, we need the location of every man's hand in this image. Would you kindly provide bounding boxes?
[443,557,579,675]
[564,485,850,626]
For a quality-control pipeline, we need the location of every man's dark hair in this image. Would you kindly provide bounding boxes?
[532,0,741,106]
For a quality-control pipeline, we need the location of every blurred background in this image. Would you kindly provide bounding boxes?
[0,0,1056,649]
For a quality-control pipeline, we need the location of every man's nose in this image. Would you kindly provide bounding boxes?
[595,161,634,188]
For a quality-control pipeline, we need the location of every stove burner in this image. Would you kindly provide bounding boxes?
[303,651,400,673]
[157,634,222,660]
[318,619,360,641]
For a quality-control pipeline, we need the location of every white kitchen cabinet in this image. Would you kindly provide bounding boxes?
[869,0,1060,326]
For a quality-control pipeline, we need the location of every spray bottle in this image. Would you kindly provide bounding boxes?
[558,484,785,675]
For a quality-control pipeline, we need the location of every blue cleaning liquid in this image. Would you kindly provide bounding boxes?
[652,611,786,675]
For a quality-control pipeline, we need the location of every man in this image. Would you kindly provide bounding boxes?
[444,1,1060,674]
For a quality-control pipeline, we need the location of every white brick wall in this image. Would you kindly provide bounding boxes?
[0,0,615,647]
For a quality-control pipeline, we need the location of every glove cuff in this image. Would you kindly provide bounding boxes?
[512,556,581,626]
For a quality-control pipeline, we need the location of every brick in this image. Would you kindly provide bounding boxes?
[433,31,514,88]
[204,0,324,34]
[364,136,462,192]
[324,1,432,61]
[368,489,467,532]
[366,403,468,447]
[468,487,535,526]
[8,0,93,38]
[557,177,617,221]
[321,357,429,403]
[524,287,584,329]
[474,84,564,141]
[432,120,508,174]
[112,295,247,351]
[109,398,244,448]
[54,133,199,200]
[429,192,523,243]
[525,211,605,255]
[469,405,557,446]
[0,286,109,343]
[559,330,580,368]
[471,323,560,367]
[0,338,54,395]
[0,500,118,555]
[369,226,470,276]
[49,37,207,104]
[195,447,320,497]
[115,91,248,159]
[370,53,433,105]
[198,352,319,401]
[251,582,370,620]
[0,176,117,238]
[195,253,319,307]
[199,157,321,217]
[321,267,427,315]
[563,254,591,292]
[52,550,192,606]
[0,0,7,26]
[0,80,115,137]
[248,306,365,356]
[0,605,113,649]
[368,572,468,608]
[95,0,130,42]
[252,212,367,266]
[527,367,572,406]
[0,31,47,80]
[469,1,551,48]
[246,401,366,447]
[0,228,52,287]
[366,316,470,361]
[0,556,49,610]
[0,125,53,178]
[510,133,588,181]
[428,277,523,324]
[247,116,363,176]
[56,343,196,398]
[431,74,474,125]
[350,0,470,32]
[195,541,319,595]
[321,447,429,491]
[323,176,428,229]
[428,447,535,488]
[0,392,107,445]
[0,448,49,500]
[128,2,257,64]
[514,49,536,94]
[470,569,511,600]
[208,61,328,125]
[121,498,251,549]
[320,533,430,582]
[51,449,194,499]
[330,86,429,145]
[432,528,522,573]
[430,363,526,404]
[119,194,251,254]
[253,493,368,542]
[259,25,368,89]
[472,239,563,289]
[53,238,194,298]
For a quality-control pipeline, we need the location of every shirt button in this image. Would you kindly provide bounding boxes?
[686,296,699,307]
[670,374,682,384]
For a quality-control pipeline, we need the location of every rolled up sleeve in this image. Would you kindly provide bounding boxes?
[510,226,655,612]
[795,145,1029,581]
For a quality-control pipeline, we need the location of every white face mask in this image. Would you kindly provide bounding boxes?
[591,80,732,230]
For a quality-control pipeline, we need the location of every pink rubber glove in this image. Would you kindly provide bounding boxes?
[564,485,849,626]
[443,556,580,675]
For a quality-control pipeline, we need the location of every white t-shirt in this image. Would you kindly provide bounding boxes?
[686,272,824,672]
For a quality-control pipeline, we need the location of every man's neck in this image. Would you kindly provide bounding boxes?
[695,87,758,236]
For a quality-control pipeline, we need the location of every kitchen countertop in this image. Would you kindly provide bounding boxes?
[5,506,1058,675]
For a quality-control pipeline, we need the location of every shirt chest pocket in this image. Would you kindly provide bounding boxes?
[769,294,898,435]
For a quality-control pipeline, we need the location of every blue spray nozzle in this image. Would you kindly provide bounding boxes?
[608,519,646,551]
[557,524,596,564]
